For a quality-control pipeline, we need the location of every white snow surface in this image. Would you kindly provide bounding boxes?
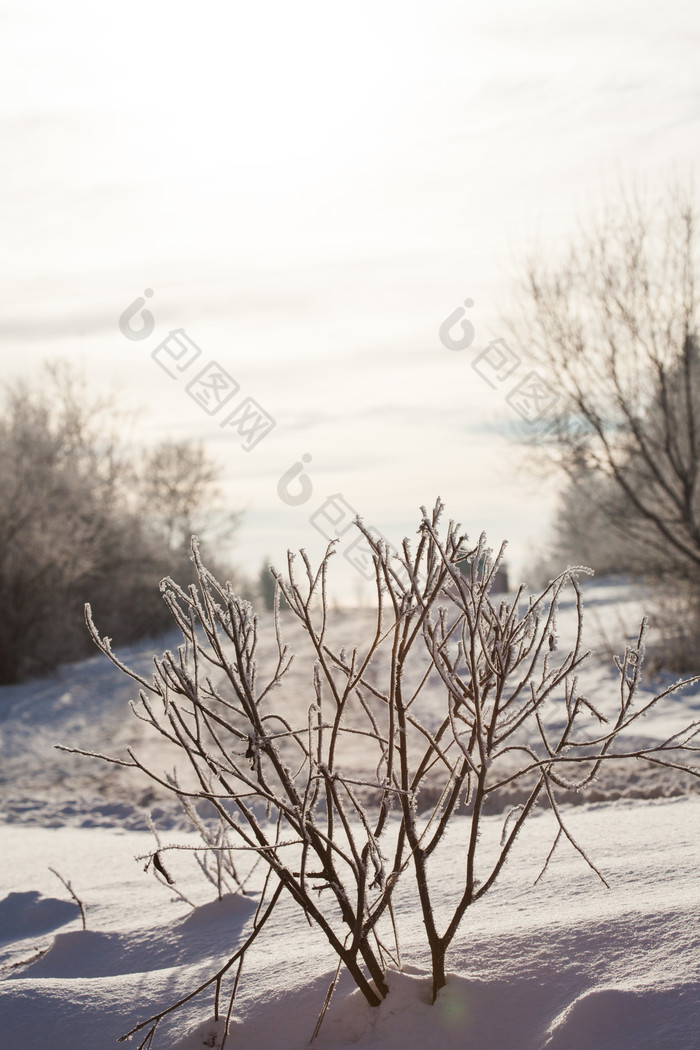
[1,577,699,1049]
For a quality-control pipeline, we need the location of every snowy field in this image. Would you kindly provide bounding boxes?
[1,576,699,1049]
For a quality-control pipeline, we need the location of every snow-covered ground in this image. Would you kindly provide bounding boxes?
[1,577,699,1049]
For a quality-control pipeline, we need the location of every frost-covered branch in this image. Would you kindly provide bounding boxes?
[69,498,700,1038]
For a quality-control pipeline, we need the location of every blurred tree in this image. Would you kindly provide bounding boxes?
[139,439,240,557]
[0,363,242,684]
[510,181,700,584]
[258,558,276,611]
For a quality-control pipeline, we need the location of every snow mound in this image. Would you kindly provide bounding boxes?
[19,893,256,979]
[170,1017,233,1049]
[544,985,699,1050]
[0,891,79,944]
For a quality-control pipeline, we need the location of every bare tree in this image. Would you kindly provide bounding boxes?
[0,362,243,683]
[61,501,700,1047]
[139,440,240,557]
[0,362,130,681]
[257,558,276,611]
[508,181,700,582]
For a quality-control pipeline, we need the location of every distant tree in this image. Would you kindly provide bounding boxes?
[457,552,509,593]
[0,363,125,681]
[257,558,276,611]
[546,465,639,578]
[0,362,242,683]
[139,439,240,558]
[509,181,700,587]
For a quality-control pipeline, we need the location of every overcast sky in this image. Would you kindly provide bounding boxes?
[2,0,699,599]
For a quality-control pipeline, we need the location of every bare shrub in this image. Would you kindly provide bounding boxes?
[62,500,700,1047]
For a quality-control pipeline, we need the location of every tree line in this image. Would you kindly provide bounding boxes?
[0,361,240,684]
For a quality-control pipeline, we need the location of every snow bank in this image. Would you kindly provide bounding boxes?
[1,580,699,1048]
[1,798,698,1050]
